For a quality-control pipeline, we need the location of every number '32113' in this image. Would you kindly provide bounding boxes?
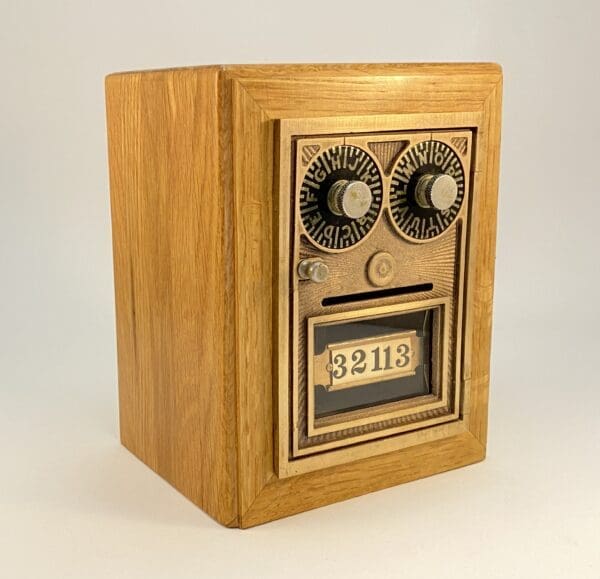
[330,343,411,381]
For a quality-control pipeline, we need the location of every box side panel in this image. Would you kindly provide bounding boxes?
[106,67,238,526]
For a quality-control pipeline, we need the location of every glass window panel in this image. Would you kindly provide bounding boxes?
[313,309,433,419]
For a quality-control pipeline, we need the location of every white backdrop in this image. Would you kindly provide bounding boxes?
[1,1,599,577]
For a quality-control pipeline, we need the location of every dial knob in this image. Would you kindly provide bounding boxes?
[327,180,373,219]
[300,145,383,250]
[389,140,465,241]
[415,173,458,211]
[298,258,329,283]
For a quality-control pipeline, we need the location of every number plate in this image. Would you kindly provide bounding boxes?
[313,331,420,391]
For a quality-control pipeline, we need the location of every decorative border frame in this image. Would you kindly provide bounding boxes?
[225,64,502,527]
[286,126,473,463]
[303,298,452,447]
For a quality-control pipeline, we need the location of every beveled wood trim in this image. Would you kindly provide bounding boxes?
[230,79,277,516]
[223,62,502,78]
[461,80,503,446]
[241,431,485,528]
[224,63,501,119]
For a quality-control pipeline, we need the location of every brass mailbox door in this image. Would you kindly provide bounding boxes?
[279,124,475,475]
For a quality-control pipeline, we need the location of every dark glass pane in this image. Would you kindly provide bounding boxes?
[313,309,433,419]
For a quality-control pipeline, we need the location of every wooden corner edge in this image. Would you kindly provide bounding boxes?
[238,430,486,528]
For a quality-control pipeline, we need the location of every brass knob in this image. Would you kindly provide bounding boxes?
[367,252,396,287]
[298,258,329,283]
[415,173,458,211]
[327,180,373,219]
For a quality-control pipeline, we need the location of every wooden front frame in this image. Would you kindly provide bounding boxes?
[230,64,501,526]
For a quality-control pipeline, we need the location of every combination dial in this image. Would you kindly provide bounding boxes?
[299,145,383,251]
[389,140,465,241]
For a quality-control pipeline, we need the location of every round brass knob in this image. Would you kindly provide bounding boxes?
[298,258,329,283]
[367,252,396,287]
[415,173,458,211]
[327,180,373,219]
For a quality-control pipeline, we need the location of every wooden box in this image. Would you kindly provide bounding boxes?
[105,63,502,528]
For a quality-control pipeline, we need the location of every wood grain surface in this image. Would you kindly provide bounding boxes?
[106,68,238,527]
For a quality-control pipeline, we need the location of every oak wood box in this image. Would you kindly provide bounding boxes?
[105,63,502,528]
